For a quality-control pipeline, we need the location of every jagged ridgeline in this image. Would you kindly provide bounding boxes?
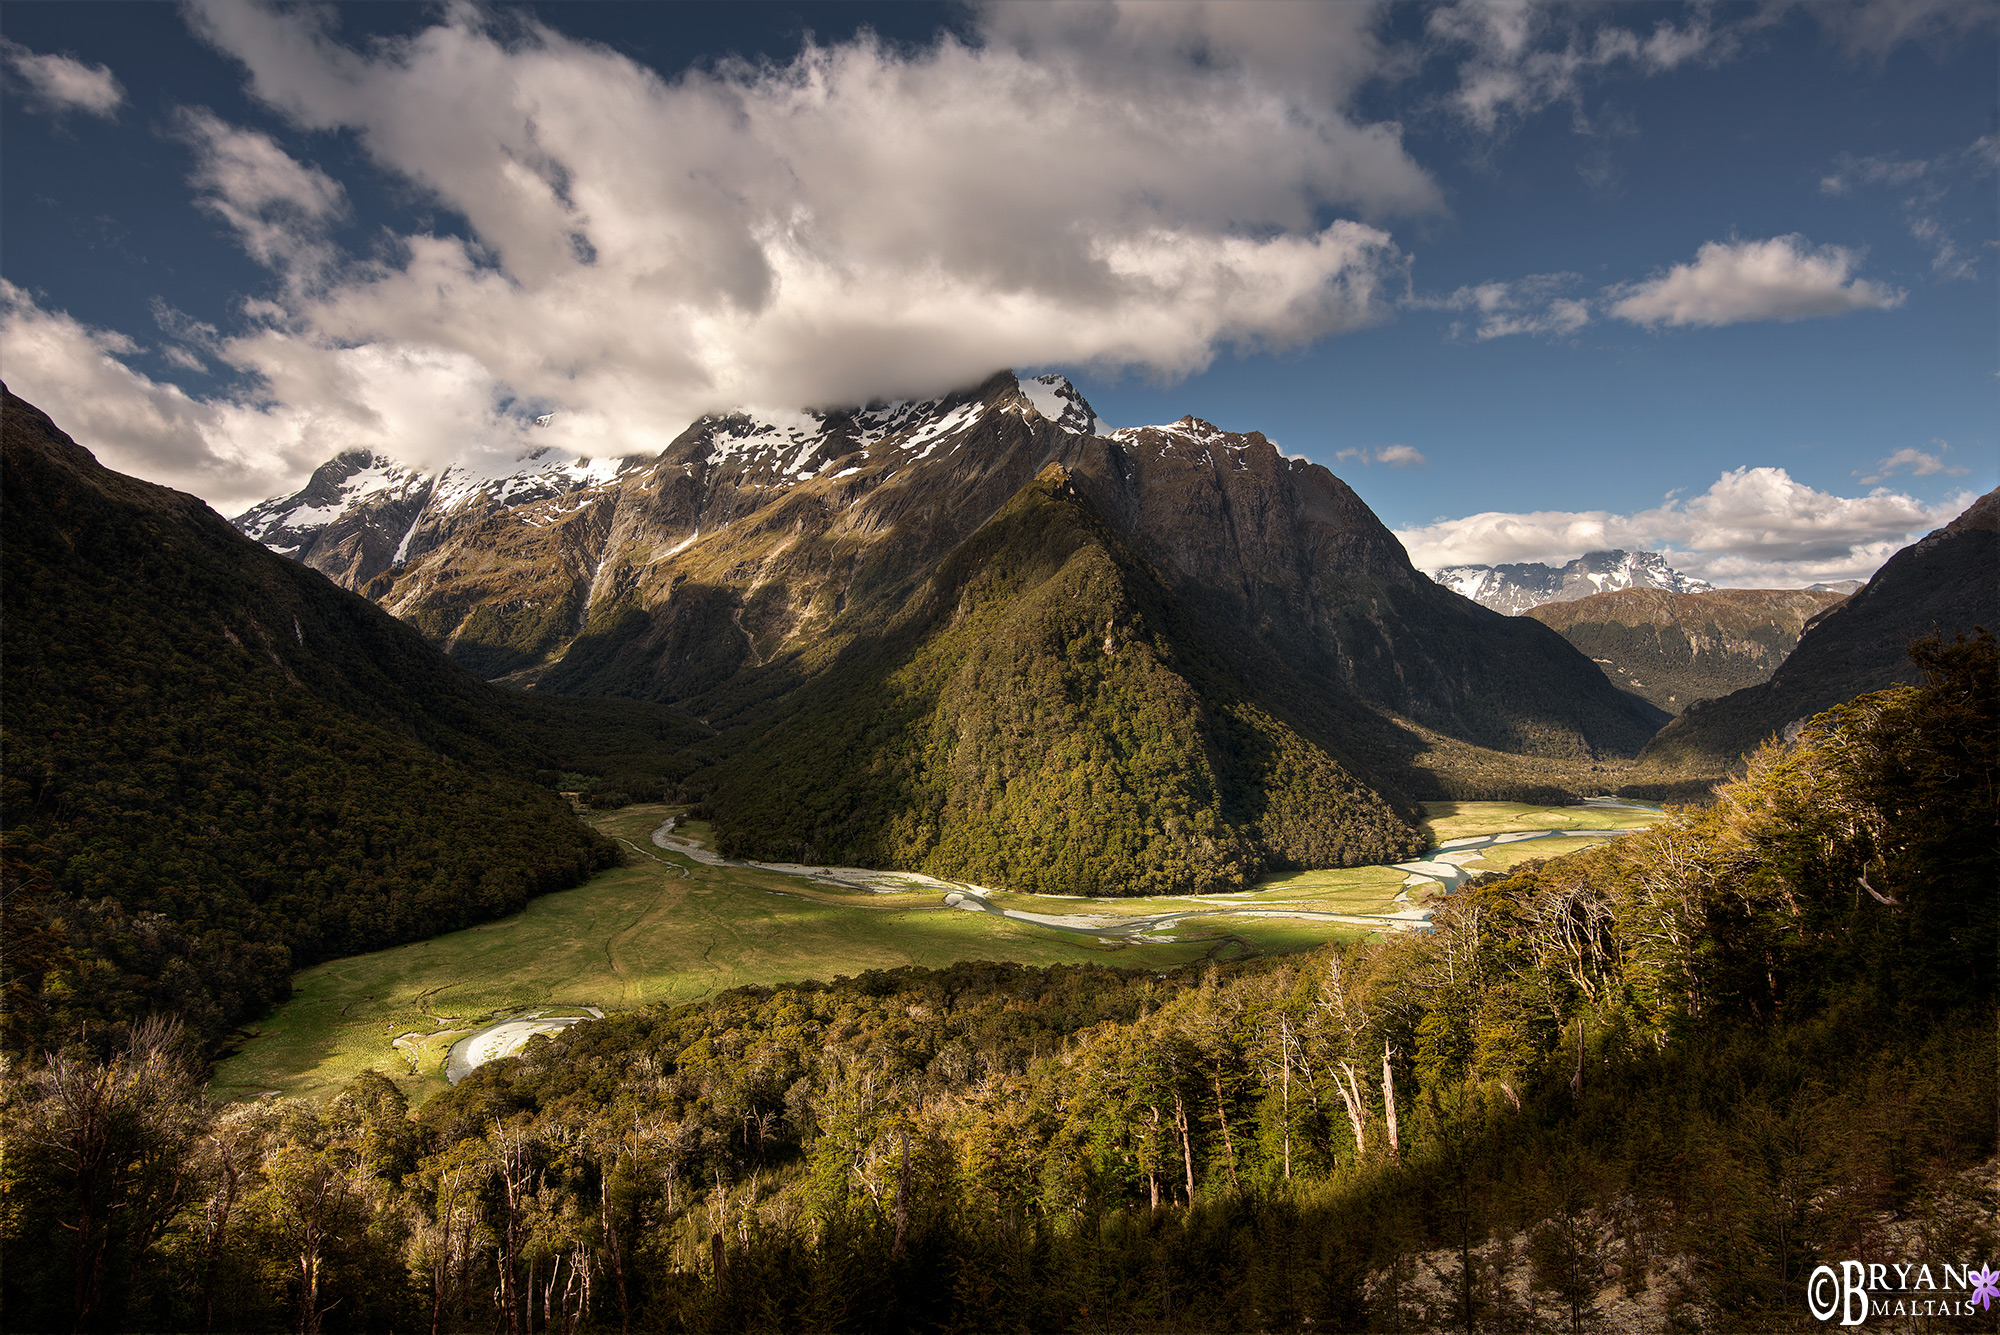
[0,388,699,1055]
[704,466,1424,891]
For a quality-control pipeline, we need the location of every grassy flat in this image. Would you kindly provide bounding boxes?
[1419,799,1665,843]
[211,800,1647,1107]
[1455,836,1621,874]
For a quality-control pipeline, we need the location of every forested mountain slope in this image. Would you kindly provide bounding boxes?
[701,465,1424,890]
[0,387,651,1056]
[1637,486,1997,775]
[1525,586,1847,714]
[8,633,1988,1333]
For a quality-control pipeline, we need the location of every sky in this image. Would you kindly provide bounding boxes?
[1,0,1993,588]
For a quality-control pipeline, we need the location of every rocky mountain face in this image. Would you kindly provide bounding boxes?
[1526,587,1848,715]
[1636,486,1998,777]
[233,371,1668,875]
[1430,550,1713,615]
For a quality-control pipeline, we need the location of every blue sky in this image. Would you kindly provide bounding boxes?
[2,1,1992,586]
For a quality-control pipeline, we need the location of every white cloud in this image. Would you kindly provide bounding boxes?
[1394,466,1975,587]
[1820,138,1996,281]
[1609,235,1904,328]
[178,110,348,278]
[1,39,123,118]
[1425,1,1987,137]
[0,282,524,513]
[979,1,1397,120]
[60,0,1439,487]
[1426,1,1732,134]
[1856,439,1970,484]
[1416,271,1591,340]
[1335,443,1427,470]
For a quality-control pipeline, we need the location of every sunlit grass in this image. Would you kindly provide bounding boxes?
[1419,799,1664,844]
[212,801,1646,1106]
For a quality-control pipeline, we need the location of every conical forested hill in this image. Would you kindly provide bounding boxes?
[703,464,1424,892]
[0,387,641,1055]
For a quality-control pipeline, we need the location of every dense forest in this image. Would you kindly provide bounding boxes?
[6,632,1990,1332]
[0,389,705,1060]
[700,466,1424,893]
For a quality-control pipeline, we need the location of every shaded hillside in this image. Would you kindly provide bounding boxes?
[1635,486,1998,776]
[703,466,1424,893]
[0,387,646,1056]
[1526,587,1846,714]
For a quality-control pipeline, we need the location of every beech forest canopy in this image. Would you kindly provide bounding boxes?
[4,631,1991,1333]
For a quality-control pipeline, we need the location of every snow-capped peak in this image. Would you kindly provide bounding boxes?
[1429,550,1713,615]
[1015,372,1110,437]
[234,451,430,546]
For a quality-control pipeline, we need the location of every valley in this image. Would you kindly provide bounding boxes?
[209,798,1659,1106]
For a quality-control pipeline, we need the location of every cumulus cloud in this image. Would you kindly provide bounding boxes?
[1415,272,1591,340]
[2,39,124,118]
[1336,443,1427,469]
[1394,466,1975,586]
[0,282,543,513]
[22,0,1437,487]
[1608,235,1904,328]
[1856,439,1970,484]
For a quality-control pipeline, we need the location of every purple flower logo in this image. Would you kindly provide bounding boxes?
[1971,1266,2000,1312]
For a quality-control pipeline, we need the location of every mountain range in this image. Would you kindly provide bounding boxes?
[7,365,1990,1052]
[1428,549,1713,615]
[232,372,1668,823]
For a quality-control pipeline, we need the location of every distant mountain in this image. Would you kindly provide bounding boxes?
[1806,578,1864,594]
[0,385,640,1054]
[1430,550,1713,615]
[1635,487,1998,777]
[234,370,1667,885]
[1525,588,1848,715]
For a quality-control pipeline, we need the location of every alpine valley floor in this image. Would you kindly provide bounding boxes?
[210,800,1662,1106]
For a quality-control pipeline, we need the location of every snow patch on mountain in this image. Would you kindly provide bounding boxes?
[231,370,1117,582]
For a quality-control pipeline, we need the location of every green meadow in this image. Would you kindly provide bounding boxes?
[1417,798,1663,843]
[210,801,1658,1106]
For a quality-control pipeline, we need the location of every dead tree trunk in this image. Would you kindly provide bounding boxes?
[1381,1042,1400,1159]
[1173,1089,1196,1202]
